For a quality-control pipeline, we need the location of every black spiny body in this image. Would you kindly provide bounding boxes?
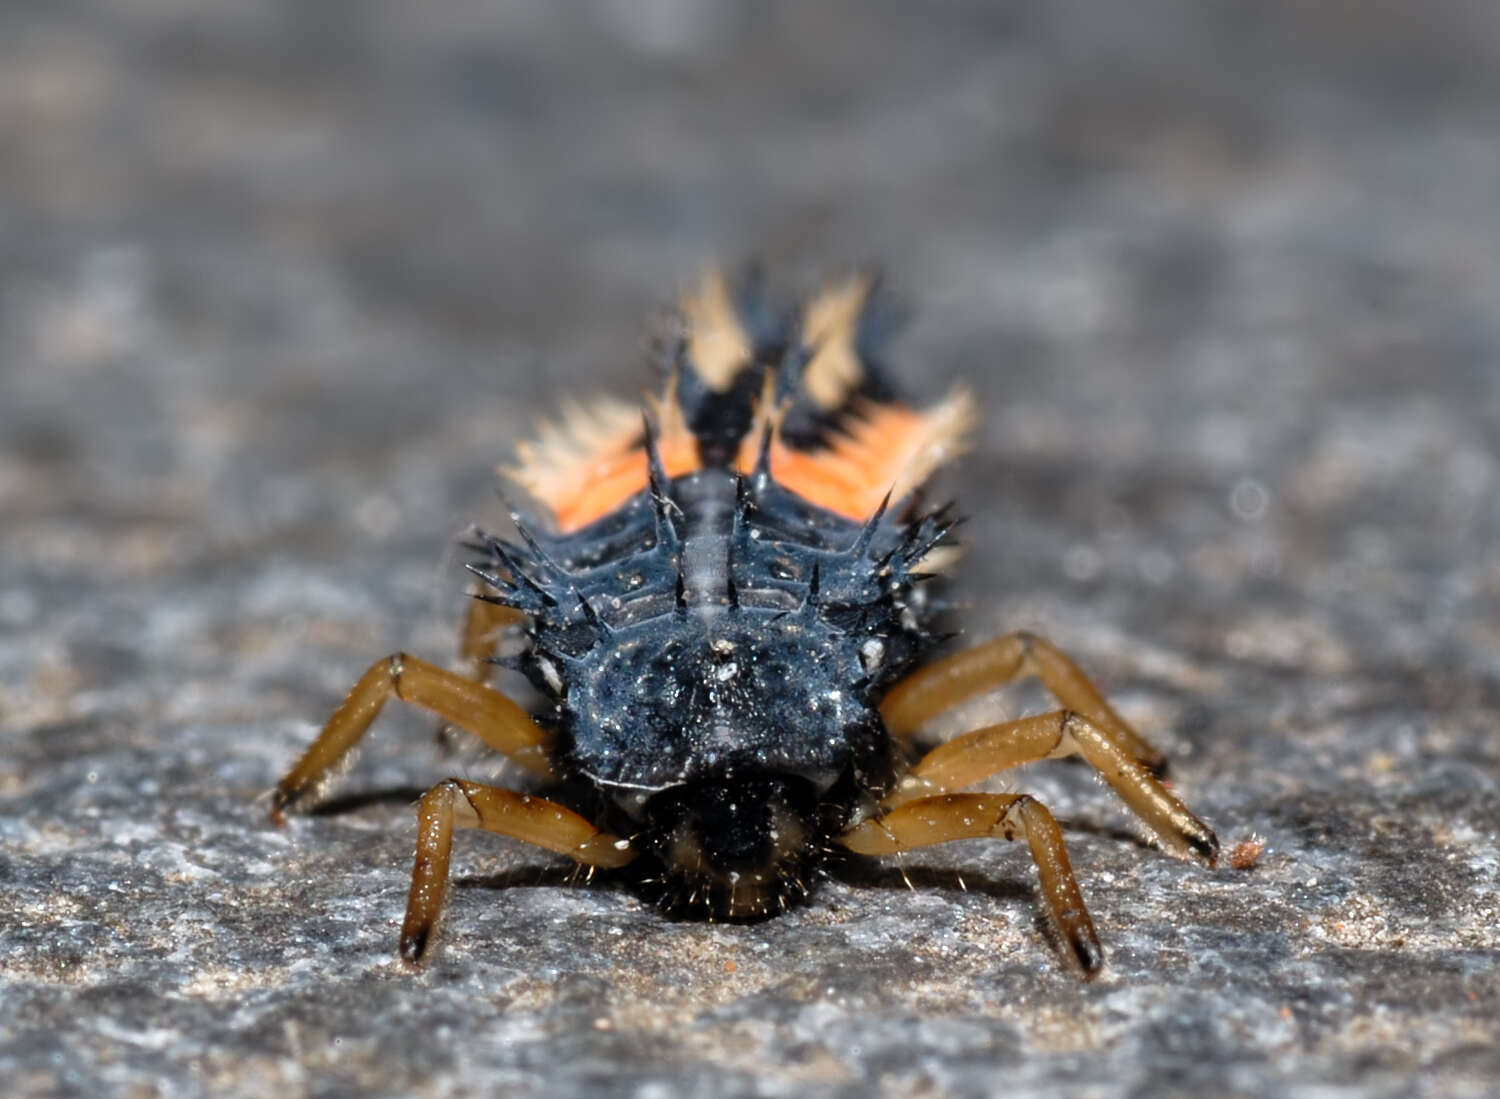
[469,351,956,917]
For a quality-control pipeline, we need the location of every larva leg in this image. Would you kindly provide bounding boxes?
[457,594,524,684]
[400,779,636,964]
[431,593,527,752]
[880,631,1166,772]
[840,793,1102,977]
[884,709,1218,865]
[270,653,553,822]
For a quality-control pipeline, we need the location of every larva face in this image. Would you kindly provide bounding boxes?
[560,609,871,799]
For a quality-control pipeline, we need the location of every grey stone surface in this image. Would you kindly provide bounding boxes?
[3,3,1499,1097]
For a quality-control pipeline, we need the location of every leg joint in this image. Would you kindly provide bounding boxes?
[1009,793,1042,818]
[426,777,480,825]
[1013,631,1044,677]
[1040,711,1081,759]
[421,776,467,810]
[997,794,1035,841]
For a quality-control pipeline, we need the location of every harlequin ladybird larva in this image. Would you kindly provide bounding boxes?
[269,269,1219,977]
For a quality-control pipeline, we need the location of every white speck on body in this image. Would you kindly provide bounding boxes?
[537,656,564,693]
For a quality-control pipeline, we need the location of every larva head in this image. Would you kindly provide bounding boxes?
[543,597,900,919]
[638,773,823,919]
[556,607,887,800]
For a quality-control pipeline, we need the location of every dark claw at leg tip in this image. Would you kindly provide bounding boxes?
[1072,937,1104,978]
[1188,830,1220,868]
[399,931,428,966]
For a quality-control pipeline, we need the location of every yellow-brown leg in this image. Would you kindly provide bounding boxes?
[880,631,1166,772]
[885,709,1218,865]
[457,595,524,684]
[270,653,554,822]
[840,793,1103,976]
[401,778,637,963]
[431,594,526,750]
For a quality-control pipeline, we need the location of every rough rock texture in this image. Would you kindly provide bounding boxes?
[2,3,1498,1098]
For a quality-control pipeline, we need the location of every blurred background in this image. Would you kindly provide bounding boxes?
[2,3,1498,1098]
[4,2,1498,666]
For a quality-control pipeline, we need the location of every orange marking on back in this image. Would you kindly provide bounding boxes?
[550,432,700,532]
[736,391,977,521]
[507,376,704,534]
